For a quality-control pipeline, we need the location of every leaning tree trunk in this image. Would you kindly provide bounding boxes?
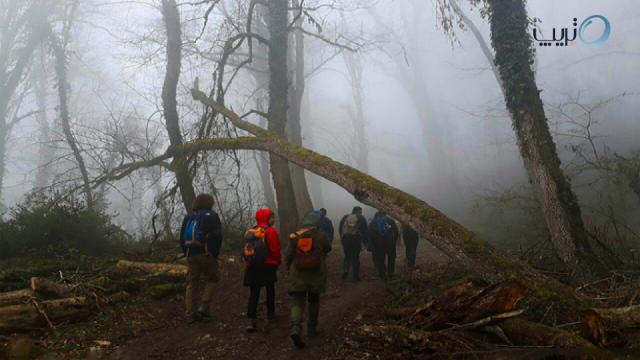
[287,10,314,216]
[33,45,52,190]
[50,30,94,209]
[183,90,581,306]
[161,0,196,212]
[487,0,594,272]
[267,0,299,235]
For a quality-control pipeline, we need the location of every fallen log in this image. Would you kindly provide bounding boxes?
[500,318,614,359]
[30,277,73,299]
[0,289,34,307]
[0,297,90,333]
[115,260,186,279]
[410,280,527,330]
[582,304,640,347]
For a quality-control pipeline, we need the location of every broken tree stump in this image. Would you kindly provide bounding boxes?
[582,304,640,347]
[115,260,186,279]
[0,297,90,333]
[410,280,527,330]
[30,277,73,299]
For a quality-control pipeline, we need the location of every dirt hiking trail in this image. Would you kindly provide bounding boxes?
[103,244,446,359]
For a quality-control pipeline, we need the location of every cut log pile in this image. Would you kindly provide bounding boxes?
[350,279,631,358]
[0,260,187,334]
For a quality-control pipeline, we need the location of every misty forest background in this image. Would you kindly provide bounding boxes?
[0,0,638,270]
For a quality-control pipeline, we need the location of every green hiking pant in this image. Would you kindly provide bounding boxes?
[185,254,219,316]
[290,291,320,330]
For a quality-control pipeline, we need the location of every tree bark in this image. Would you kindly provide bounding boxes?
[161,0,196,212]
[287,8,314,216]
[0,297,89,333]
[487,0,593,272]
[267,0,299,235]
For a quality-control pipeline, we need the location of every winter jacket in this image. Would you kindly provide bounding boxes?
[368,215,399,253]
[254,208,282,266]
[339,213,369,244]
[285,227,332,294]
[179,209,223,257]
[319,215,335,243]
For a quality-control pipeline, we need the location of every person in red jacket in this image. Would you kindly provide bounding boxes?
[244,208,281,332]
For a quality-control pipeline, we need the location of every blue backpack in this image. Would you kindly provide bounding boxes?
[374,216,391,237]
[183,211,205,246]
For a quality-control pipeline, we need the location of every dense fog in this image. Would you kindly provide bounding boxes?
[1,0,638,251]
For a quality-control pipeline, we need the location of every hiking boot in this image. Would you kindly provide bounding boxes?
[245,319,257,333]
[197,311,212,323]
[290,324,306,349]
[341,272,348,280]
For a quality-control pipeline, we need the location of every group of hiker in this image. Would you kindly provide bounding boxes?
[179,193,420,348]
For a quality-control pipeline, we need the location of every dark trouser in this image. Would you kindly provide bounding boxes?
[247,284,275,319]
[404,237,419,268]
[185,254,219,317]
[374,240,396,280]
[341,234,361,279]
[290,291,321,330]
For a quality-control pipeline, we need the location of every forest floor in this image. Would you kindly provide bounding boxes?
[87,244,449,359]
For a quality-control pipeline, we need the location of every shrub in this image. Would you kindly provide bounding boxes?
[0,191,132,259]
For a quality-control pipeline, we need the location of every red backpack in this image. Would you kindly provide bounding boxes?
[291,228,321,270]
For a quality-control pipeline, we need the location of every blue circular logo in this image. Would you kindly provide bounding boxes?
[579,15,611,46]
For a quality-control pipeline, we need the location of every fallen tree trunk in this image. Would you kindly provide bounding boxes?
[30,277,73,299]
[0,297,90,333]
[410,280,527,330]
[500,318,614,359]
[582,304,640,347]
[173,90,575,303]
[115,260,186,279]
[0,289,34,307]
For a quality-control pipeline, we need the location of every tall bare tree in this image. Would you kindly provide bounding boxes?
[287,1,314,217]
[0,1,51,201]
[266,0,299,235]
[485,0,594,272]
[161,0,196,211]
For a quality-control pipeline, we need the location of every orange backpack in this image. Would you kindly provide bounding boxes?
[291,228,321,270]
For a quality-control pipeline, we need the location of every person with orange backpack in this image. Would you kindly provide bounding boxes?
[179,193,223,324]
[242,208,281,332]
[285,211,332,348]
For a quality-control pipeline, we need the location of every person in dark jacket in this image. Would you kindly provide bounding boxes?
[244,208,281,332]
[339,206,368,281]
[402,223,419,269]
[286,211,332,348]
[318,208,335,243]
[179,193,223,324]
[368,211,399,280]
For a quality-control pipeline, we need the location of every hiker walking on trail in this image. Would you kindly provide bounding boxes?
[369,211,399,280]
[286,211,332,349]
[402,223,419,270]
[317,208,335,243]
[242,208,281,332]
[339,206,368,281]
[180,193,223,324]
